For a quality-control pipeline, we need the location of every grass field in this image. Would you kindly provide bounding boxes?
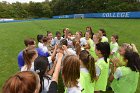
[0,18,140,93]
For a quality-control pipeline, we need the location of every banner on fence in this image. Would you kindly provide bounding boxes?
[53,12,140,19]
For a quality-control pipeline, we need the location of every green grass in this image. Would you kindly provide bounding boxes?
[0,18,140,93]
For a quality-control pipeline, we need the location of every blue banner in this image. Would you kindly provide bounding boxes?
[53,12,140,19]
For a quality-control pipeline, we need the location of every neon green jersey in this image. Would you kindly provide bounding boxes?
[95,58,109,91]
[116,53,126,66]
[80,68,95,93]
[88,39,98,60]
[111,66,139,93]
[87,38,94,48]
[101,36,108,42]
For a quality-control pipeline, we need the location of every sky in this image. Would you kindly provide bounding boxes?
[1,0,47,3]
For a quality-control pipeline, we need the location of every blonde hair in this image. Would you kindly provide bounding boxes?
[121,43,138,53]
[94,33,102,43]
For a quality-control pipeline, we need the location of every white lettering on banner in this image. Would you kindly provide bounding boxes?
[102,12,130,18]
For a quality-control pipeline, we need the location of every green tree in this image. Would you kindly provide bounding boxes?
[11,2,29,18]
[42,2,52,17]
[28,2,44,18]
[0,1,13,18]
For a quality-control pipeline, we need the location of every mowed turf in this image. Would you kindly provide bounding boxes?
[0,18,140,93]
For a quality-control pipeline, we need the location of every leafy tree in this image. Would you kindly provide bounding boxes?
[0,0,139,18]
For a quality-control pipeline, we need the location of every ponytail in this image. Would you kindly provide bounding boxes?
[122,43,138,53]
[23,49,31,70]
[130,43,138,53]
[73,37,81,55]
[87,55,96,82]
[103,54,108,63]
[79,50,96,82]
[75,42,81,56]
[23,47,37,70]
[34,56,49,92]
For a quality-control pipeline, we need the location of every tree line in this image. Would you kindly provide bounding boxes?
[0,0,140,19]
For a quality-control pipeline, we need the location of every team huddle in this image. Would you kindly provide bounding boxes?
[2,27,140,93]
